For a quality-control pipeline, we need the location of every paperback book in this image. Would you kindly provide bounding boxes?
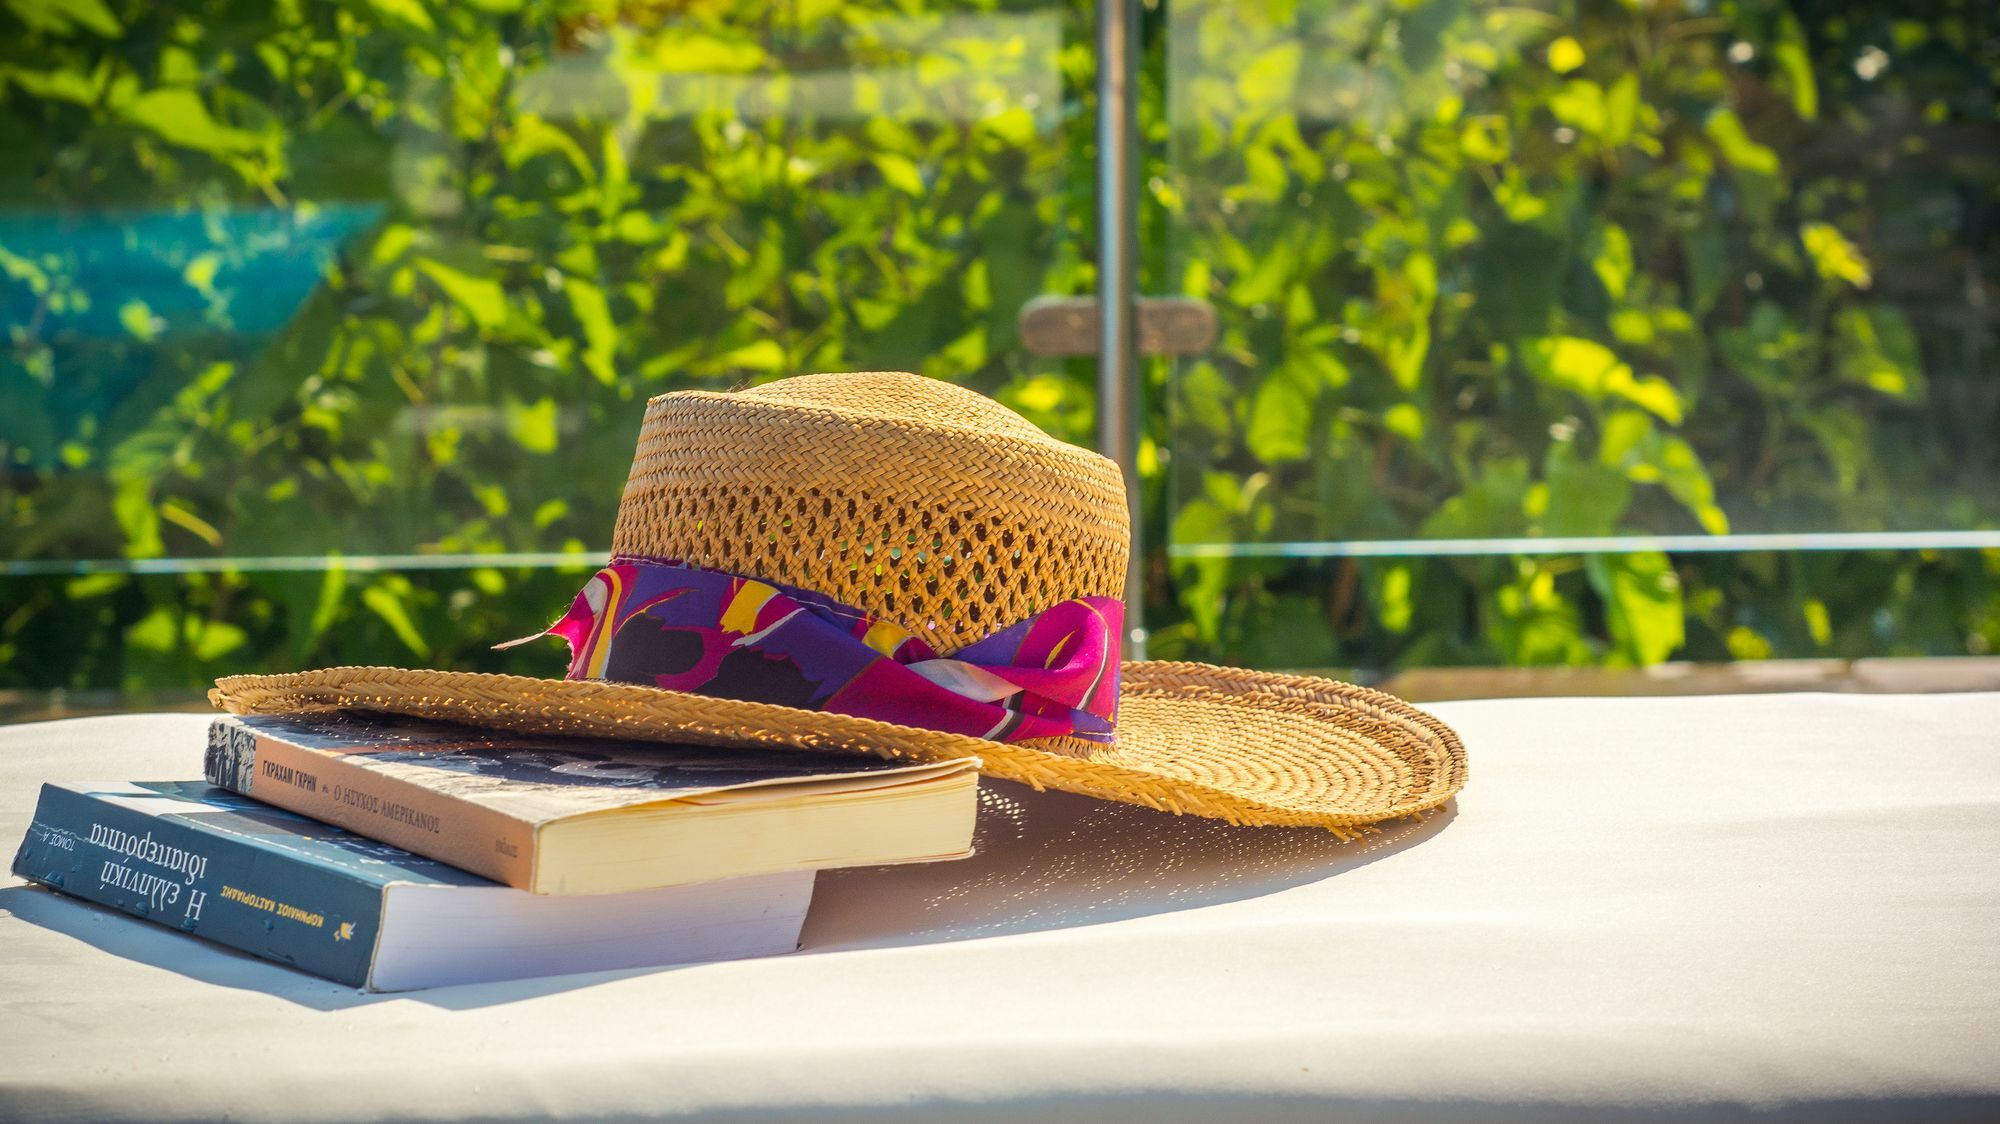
[204,712,980,894]
[11,780,815,991]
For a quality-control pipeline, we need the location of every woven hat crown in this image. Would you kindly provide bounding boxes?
[610,372,1131,655]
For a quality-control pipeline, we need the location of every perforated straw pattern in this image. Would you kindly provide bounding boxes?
[210,660,1465,835]
[610,373,1129,654]
[211,370,1469,831]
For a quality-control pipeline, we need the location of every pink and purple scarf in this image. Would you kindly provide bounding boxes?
[516,559,1122,744]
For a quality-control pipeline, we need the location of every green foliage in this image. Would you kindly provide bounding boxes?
[1,0,1996,693]
[1,0,1095,689]
[1148,0,2000,667]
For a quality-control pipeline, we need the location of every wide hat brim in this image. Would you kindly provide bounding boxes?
[210,660,1465,835]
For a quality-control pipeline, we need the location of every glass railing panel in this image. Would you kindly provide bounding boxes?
[1164,0,1998,549]
[1156,0,2000,666]
[1,1,1091,691]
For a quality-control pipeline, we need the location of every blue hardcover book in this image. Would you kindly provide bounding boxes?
[10,780,814,991]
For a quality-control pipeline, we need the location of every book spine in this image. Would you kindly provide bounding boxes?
[204,718,535,889]
[10,784,381,988]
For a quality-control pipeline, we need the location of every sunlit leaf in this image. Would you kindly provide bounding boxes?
[1549,80,1605,134]
[1522,337,1683,424]
[1460,115,1509,162]
[362,584,430,658]
[1704,109,1778,175]
[118,299,161,341]
[127,609,248,661]
[366,0,435,33]
[505,397,560,454]
[719,339,786,373]
[4,0,120,36]
[873,153,924,196]
[159,500,223,549]
[1834,306,1923,399]
[1236,41,1299,105]
[1376,563,1414,634]
[122,89,263,154]
[416,258,506,329]
[1801,222,1871,289]
[1587,552,1683,665]
[1772,13,1819,120]
[1546,36,1585,74]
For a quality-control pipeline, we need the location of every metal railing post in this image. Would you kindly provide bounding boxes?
[1096,0,1146,660]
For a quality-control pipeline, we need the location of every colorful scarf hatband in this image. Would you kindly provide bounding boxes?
[515,559,1122,744]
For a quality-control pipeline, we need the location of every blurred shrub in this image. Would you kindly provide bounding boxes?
[1148,0,1999,667]
[0,0,1994,691]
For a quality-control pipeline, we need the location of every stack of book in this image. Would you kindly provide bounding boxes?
[11,713,979,991]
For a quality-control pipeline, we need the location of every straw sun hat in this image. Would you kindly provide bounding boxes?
[212,372,1466,834]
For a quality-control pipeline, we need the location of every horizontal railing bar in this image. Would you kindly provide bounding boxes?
[1169,531,2000,559]
[6,529,1998,576]
[0,551,610,577]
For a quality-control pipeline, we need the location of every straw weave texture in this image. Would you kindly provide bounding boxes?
[611,373,1129,655]
[212,371,1467,831]
[210,660,1463,834]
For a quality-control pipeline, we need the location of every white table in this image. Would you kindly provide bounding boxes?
[4,694,1998,1121]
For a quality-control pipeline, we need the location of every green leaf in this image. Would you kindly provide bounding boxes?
[362,584,430,659]
[367,0,435,33]
[647,30,766,73]
[1382,403,1423,442]
[1587,552,1684,665]
[3,65,103,105]
[1542,445,1631,536]
[1590,223,1633,301]
[1522,337,1683,424]
[417,258,506,329]
[1602,74,1639,145]
[1704,109,1778,175]
[122,89,262,154]
[1654,435,1730,535]
[1460,115,1509,162]
[4,0,120,36]
[1376,563,1415,634]
[126,609,247,662]
[1834,306,1924,399]
[1546,36,1585,74]
[505,397,560,454]
[719,339,786,373]
[1801,222,1871,289]
[873,154,924,196]
[1236,41,1300,105]
[301,564,348,663]
[1772,13,1819,120]
[1246,369,1314,463]
[188,620,249,662]
[183,252,221,296]
[1488,564,1591,666]
[565,279,618,384]
[159,500,223,548]
[1423,458,1530,540]
[118,299,161,341]
[1549,80,1605,134]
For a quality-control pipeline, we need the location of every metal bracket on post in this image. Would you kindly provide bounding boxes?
[1018,295,1219,358]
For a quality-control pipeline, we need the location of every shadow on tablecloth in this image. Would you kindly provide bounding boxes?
[803,780,1454,950]
[1,781,1453,1010]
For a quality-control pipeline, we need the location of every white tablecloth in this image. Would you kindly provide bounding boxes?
[3,694,1997,1121]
